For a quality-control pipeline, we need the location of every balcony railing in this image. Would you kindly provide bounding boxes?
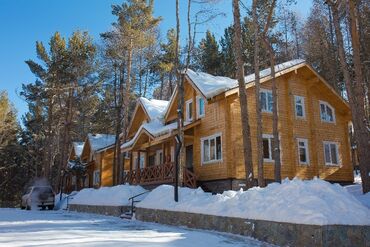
[123,162,197,188]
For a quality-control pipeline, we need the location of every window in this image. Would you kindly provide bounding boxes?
[297,138,309,164]
[93,170,100,185]
[201,133,222,164]
[295,96,306,119]
[186,99,193,122]
[323,142,340,166]
[196,96,205,118]
[260,89,273,113]
[262,134,274,162]
[156,150,163,165]
[320,101,335,123]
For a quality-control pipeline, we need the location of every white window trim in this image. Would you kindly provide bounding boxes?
[297,138,309,165]
[319,100,336,123]
[186,99,193,122]
[323,141,340,166]
[196,96,205,118]
[263,134,274,162]
[93,170,100,185]
[156,149,163,166]
[294,95,306,119]
[260,89,273,113]
[201,132,223,165]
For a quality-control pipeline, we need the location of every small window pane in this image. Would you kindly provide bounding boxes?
[260,92,267,111]
[203,140,209,162]
[268,92,273,112]
[216,136,222,160]
[296,105,303,117]
[330,144,338,164]
[320,104,326,120]
[210,138,215,160]
[263,138,270,159]
[188,102,193,120]
[199,98,204,116]
[299,147,307,163]
[324,144,331,163]
[326,106,333,121]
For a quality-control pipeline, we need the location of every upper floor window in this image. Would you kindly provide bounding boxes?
[196,96,205,118]
[201,133,222,164]
[323,141,340,166]
[260,89,273,113]
[294,95,306,119]
[297,138,309,165]
[186,99,193,122]
[320,101,335,123]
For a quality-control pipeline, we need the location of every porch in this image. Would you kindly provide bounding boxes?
[122,161,197,188]
[121,123,199,189]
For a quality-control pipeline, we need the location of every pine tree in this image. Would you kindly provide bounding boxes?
[198,30,221,75]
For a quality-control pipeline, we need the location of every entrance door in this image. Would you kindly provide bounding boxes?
[186,145,194,172]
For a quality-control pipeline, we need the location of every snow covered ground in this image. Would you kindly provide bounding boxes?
[139,178,370,225]
[0,208,270,247]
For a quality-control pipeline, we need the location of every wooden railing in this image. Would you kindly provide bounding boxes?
[123,162,197,188]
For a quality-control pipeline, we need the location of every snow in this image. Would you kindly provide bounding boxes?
[186,59,305,99]
[69,184,147,206]
[88,133,116,152]
[139,97,169,120]
[345,171,370,209]
[73,142,84,157]
[121,120,177,149]
[138,178,370,226]
[0,209,269,247]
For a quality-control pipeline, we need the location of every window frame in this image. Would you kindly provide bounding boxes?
[93,170,100,185]
[262,134,274,162]
[260,89,273,113]
[323,141,340,166]
[196,96,205,118]
[294,95,306,119]
[156,149,163,166]
[319,101,336,123]
[297,138,309,165]
[185,99,193,122]
[201,133,223,165]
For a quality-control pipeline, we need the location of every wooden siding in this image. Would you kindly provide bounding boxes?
[128,105,148,138]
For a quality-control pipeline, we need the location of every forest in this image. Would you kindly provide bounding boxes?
[0,0,369,205]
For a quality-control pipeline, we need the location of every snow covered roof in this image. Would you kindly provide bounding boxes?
[186,59,305,99]
[121,120,177,149]
[139,97,169,120]
[72,142,84,158]
[88,134,116,152]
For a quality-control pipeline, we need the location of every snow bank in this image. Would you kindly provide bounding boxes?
[138,178,370,225]
[70,185,147,206]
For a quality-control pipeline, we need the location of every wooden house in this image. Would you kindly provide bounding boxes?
[79,134,116,188]
[122,59,353,193]
[65,142,85,192]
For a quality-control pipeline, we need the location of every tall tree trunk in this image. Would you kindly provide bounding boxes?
[347,0,370,193]
[328,0,370,193]
[186,0,192,69]
[263,38,281,183]
[175,0,185,186]
[112,65,120,185]
[252,0,264,187]
[232,0,254,189]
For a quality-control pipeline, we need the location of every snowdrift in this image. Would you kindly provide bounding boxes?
[138,178,370,225]
[70,185,147,206]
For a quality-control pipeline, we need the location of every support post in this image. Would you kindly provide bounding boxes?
[175,134,182,202]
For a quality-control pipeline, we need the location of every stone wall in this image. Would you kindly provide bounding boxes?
[135,207,370,247]
[69,204,130,217]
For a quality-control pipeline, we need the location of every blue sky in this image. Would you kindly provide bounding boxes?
[0,0,312,121]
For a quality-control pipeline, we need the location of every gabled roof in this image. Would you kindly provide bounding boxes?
[73,142,84,158]
[121,120,177,150]
[186,59,305,100]
[87,133,116,152]
[139,97,169,121]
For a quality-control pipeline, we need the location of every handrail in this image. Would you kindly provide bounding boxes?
[128,190,150,201]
